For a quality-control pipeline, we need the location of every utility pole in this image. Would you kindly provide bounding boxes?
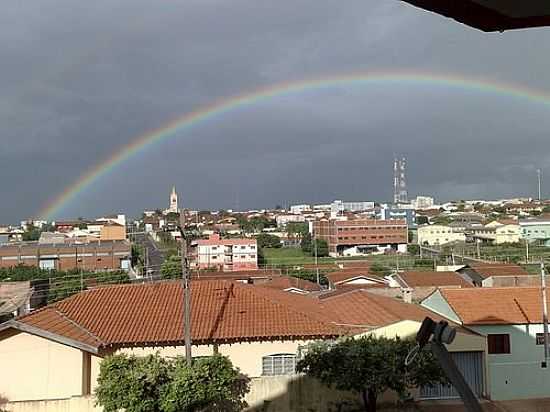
[541,261,549,368]
[526,239,530,264]
[180,210,192,366]
[313,224,320,285]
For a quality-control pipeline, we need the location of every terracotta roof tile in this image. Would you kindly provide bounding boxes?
[17,280,340,349]
[326,268,386,286]
[398,271,473,288]
[469,263,529,278]
[260,277,321,292]
[439,287,548,325]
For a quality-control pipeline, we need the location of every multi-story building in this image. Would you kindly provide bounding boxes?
[520,219,550,246]
[275,214,306,228]
[190,233,258,271]
[330,200,375,216]
[417,224,466,246]
[289,204,311,214]
[412,196,435,210]
[0,240,131,271]
[313,218,408,256]
[377,206,417,228]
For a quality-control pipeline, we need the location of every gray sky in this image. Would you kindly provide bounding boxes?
[2,0,550,222]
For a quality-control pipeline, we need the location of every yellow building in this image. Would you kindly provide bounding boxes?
[417,224,466,246]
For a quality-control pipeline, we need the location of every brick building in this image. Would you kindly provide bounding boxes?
[0,240,131,271]
[313,218,408,256]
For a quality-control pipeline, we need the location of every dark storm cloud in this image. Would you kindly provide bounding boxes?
[2,0,550,221]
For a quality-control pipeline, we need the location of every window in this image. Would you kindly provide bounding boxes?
[536,333,550,345]
[262,354,297,376]
[211,256,217,260]
[241,245,246,249]
[488,334,510,354]
[250,245,256,250]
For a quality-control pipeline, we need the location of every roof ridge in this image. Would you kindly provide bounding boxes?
[53,307,105,346]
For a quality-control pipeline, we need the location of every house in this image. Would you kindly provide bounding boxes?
[385,270,473,301]
[0,280,485,407]
[0,282,32,322]
[458,263,532,287]
[191,268,281,284]
[260,276,321,294]
[520,219,550,247]
[326,268,387,290]
[0,280,342,403]
[189,233,258,271]
[422,287,550,401]
[417,224,466,246]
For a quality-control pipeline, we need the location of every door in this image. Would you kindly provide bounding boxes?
[420,351,484,400]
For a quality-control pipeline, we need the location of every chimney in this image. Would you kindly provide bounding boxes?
[402,288,413,304]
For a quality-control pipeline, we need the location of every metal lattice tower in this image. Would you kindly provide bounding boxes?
[393,157,408,204]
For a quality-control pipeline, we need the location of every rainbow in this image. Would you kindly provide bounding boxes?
[38,70,550,219]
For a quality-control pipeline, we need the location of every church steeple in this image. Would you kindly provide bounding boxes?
[169,186,179,212]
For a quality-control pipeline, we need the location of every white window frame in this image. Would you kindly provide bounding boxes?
[262,353,297,376]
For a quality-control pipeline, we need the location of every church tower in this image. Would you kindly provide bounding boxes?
[169,186,179,212]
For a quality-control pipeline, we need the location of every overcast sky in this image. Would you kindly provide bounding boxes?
[2,0,550,222]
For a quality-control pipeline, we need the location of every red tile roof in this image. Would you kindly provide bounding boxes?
[398,271,472,288]
[469,263,529,279]
[260,276,321,292]
[14,281,340,350]
[326,268,386,286]
[439,287,549,325]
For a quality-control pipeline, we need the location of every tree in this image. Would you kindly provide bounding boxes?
[416,215,429,225]
[256,233,281,249]
[312,239,329,257]
[297,336,447,412]
[161,356,250,412]
[407,244,419,256]
[22,224,42,241]
[286,222,309,239]
[95,354,250,412]
[161,255,182,279]
[301,233,312,254]
[543,206,550,213]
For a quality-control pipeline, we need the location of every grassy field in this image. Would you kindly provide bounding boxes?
[260,247,316,266]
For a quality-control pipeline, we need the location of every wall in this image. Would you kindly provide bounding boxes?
[118,340,310,378]
[0,331,84,402]
[421,290,462,324]
[471,324,550,401]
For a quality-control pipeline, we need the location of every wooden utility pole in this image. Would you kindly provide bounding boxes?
[180,210,192,366]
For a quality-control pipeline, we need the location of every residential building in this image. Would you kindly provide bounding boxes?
[275,214,306,227]
[190,233,258,271]
[422,287,550,401]
[260,276,321,294]
[0,280,484,407]
[0,240,131,271]
[290,204,311,214]
[326,268,387,290]
[520,219,550,246]
[412,196,435,210]
[314,218,408,256]
[378,206,417,227]
[99,222,126,241]
[386,270,473,301]
[417,224,466,246]
[457,263,533,287]
[330,200,375,216]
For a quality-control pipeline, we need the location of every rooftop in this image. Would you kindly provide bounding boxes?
[468,263,529,279]
[397,271,472,288]
[437,287,550,325]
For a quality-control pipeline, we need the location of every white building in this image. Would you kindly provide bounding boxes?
[275,214,306,227]
[289,204,311,214]
[330,200,375,216]
[412,196,435,210]
[417,224,466,246]
[190,233,258,271]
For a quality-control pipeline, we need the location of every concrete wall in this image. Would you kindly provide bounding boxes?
[0,331,84,402]
[118,340,310,378]
[421,290,462,324]
[471,324,550,401]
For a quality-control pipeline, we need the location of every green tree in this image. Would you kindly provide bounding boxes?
[256,233,281,249]
[161,255,182,279]
[286,222,309,239]
[407,244,419,256]
[22,224,42,241]
[297,336,447,412]
[95,354,250,412]
[543,206,550,213]
[95,354,172,412]
[312,239,329,257]
[301,233,312,254]
[416,215,429,225]
[161,356,250,412]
